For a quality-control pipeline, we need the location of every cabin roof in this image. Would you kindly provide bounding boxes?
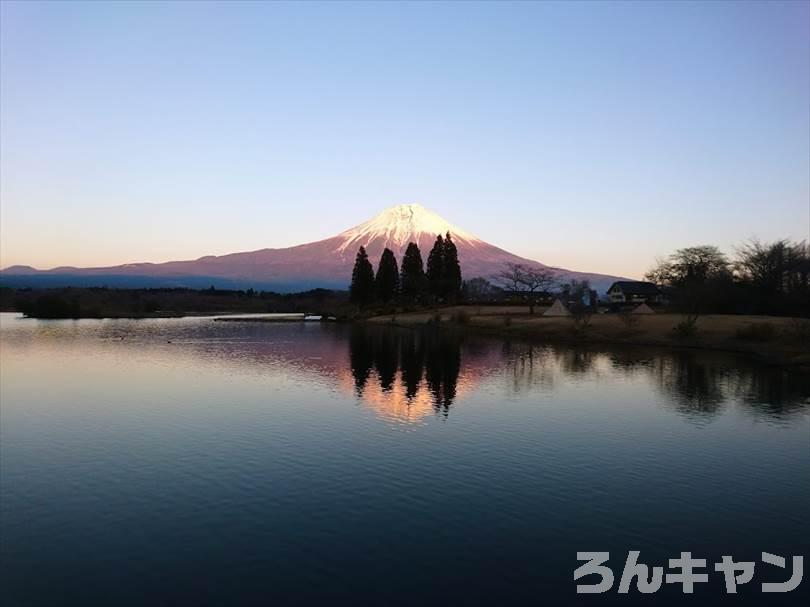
[608,281,661,295]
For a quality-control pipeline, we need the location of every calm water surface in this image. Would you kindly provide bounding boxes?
[1,313,808,605]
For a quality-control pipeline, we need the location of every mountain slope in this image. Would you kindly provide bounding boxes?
[1,204,626,292]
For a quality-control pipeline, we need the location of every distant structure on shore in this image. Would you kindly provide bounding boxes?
[544,299,571,317]
[607,281,663,305]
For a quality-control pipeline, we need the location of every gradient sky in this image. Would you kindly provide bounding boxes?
[1,0,808,279]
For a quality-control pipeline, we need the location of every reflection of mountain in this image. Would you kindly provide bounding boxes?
[53,320,807,425]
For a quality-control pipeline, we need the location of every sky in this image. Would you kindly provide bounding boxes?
[1,0,808,279]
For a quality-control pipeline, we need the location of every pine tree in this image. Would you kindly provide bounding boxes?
[400,242,427,301]
[375,248,400,303]
[426,235,445,300]
[443,232,462,302]
[350,246,375,305]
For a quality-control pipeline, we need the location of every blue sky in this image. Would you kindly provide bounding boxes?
[1,0,808,278]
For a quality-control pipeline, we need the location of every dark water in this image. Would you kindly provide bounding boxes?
[1,313,808,606]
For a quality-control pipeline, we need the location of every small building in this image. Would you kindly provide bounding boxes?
[543,299,571,317]
[501,290,556,307]
[631,303,656,315]
[607,281,663,305]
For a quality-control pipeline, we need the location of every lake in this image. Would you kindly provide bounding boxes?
[1,313,808,605]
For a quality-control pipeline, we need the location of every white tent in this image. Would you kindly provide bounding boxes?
[543,299,571,316]
[632,303,655,315]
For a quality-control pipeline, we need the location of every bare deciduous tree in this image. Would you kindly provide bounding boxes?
[645,245,732,316]
[645,245,730,287]
[493,263,558,314]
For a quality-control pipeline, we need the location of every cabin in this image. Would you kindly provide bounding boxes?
[607,281,663,304]
[500,290,556,307]
[543,299,571,316]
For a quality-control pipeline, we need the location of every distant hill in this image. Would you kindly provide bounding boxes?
[1,204,627,293]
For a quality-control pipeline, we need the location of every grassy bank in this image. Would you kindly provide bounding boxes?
[368,306,810,366]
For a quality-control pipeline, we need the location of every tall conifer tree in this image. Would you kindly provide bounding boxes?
[400,242,427,301]
[350,246,375,305]
[443,232,462,301]
[375,248,400,303]
[426,235,445,299]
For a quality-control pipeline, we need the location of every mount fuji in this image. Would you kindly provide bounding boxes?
[1,204,625,292]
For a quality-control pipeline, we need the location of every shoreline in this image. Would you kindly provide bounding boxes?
[3,307,807,367]
[366,307,810,368]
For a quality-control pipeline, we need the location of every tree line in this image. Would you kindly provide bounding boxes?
[349,235,808,317]
[645,239,809,317]
[4,286,347,318]
[350,233,462,306]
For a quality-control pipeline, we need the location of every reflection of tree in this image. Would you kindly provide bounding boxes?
[502,343,602,393]
[557,348,597,376]
[503,343,559,393]
[499,342,809,423]
[348,326,463,416]
[348,326,809,424]
[727,365,810,420]
[400,333,424,400]
[349,328,374,395]
[651,353,727,419]
[647,351,810,422]
[424,333,461,415]
[606,351,655,374]
[374,331,398,392]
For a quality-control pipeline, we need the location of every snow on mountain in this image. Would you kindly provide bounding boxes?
[0,203,627,292]
[336,204,481,254]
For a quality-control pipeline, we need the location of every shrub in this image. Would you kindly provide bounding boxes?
[452,310,470,325]
[735,322,776,342]
[785,319,810,344]
[426,312,443,325]
[571,307,593,336]
[673,314,699,338]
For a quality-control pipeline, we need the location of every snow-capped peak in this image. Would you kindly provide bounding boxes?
[337,203,481,253]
